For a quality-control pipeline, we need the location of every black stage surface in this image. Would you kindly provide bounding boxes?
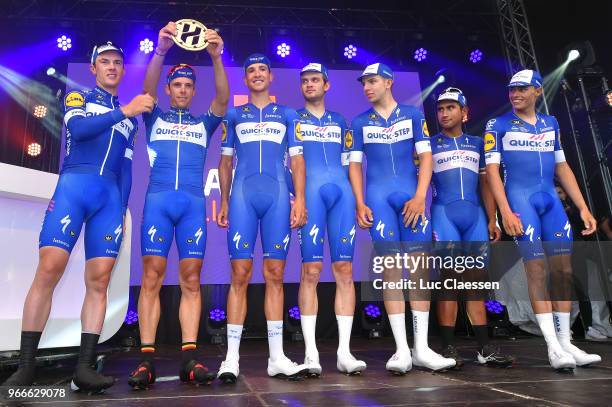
[1,336,611,406]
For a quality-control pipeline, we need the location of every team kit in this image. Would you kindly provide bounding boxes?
[3,23,602,392]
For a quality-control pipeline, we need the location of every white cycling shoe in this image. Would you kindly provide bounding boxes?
[337,352,367,375]
[267,356,308,379]
[385,350,412,375]
[412,347,456,371]
[304,354,322,377]
[217,358,240,384]
[548,348,576,371]
[561,343,601,366]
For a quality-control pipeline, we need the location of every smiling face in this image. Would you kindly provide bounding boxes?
[244,63,272,92]
[165,77,195,109]
[300,72,329,102]
[437,100,466,130]
[361,75,392,104]
[509,85,541,112]
[90,51,124,90]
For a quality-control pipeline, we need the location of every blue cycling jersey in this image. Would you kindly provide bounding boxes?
[143,105,222,196]
[348,103,431,182]
[296,108,355,262]
[221,102,303,260]
[62,86,137,212]
[431,133,486,205]
[221,103,302,179]
[484,111,570,259]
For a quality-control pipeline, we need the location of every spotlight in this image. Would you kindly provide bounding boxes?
[33,105,47,118]
[276,42,291,58]
[284,305,303,342]
[344,44,357,60]
[567,49,580,62]
[469,49,483,63]
[46,67,56,77]
[414,47,428,62]
[361,303,385,339]
[484,300,504,314]
[56,35,72,51]
[606,90,612,108]
[484,300,512,338]
[437,75,446,84]
[139,38,154,54]
[27,142,42,157]
[124,310,139,325]
[206,307,227,344]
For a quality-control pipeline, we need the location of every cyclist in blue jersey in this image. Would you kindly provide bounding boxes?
[216,54,307,382]
[431,88,514,368]
[127,23,228,389]
[348,63,455,373]
[295,63,366,376]
[3,42,153,391]
[485,69,600,371]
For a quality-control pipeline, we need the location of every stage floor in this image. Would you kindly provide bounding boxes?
[1,336,611,406]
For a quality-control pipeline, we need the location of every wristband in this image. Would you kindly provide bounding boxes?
[154,48,167,56]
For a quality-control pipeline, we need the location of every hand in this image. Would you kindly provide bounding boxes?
[580,208,597,235]
[217,200,229,228]
[157,22,177,54]
[205,29,224,58]
[121,93,154,117]
[290,198,307,228]
[501,210,524,236]
[488,221,502,242]
[356,203,374,228]
[402,195,426,229]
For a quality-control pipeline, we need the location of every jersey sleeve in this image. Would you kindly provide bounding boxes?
[202,108,223,145]
[412,109,432,155]
[483,118,503,165]
[551,116,566,163]
[142,103,162,142]
[348,117,364,163]
[285,107,304,157]
[64,90,126,141]
[339,115,351,166]
[477,137,487,174]
[220,108,236,156]
[119,120,137,215]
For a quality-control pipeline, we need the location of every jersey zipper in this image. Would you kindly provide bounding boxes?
[99,97,116,176]
[259,106,263,174]
[453,136,464,200]
[175,110,182,190]
[387,116,397,176]
[320,114,329,167]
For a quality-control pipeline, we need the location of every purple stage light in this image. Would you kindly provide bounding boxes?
[124,310,138,325]
[276,42,291,58]
[139,38,154,54]
[57,35,72,51]
[364,304,382,319]
[413,48,428,62]
[209,307,227,323]
[344,44,357,60]
[288,306,301,320]
[485,300,504,314]
[469,49,483,63]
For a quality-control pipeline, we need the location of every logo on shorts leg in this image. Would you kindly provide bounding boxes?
[376,221,385,238]
[349,225,356,245]
[283,234,290,250]
[233,232,241,250]
[525,224,535,242]
[194,227,203,245]
[60,215,71,234]
[114,224,122,243]
[309,224,319,245]
[148,225,157,243]
[563,221,571,238]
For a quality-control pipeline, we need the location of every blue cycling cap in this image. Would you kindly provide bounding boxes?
[357,63,393,82]
[91,42,124,65]
[437,87,467,107]
[301,62,329,80]
[244,53,271,71]
[508,69,543,88]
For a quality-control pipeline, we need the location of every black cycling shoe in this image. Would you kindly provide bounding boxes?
[180,360,216,385]
[477,344,515,367]
[128,360,156,390]
[441,345,464,369]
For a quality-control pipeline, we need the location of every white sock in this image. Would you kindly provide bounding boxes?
[535,313,562,350]
[336,315,353,355]
[267,320,285,361]
[226,324,243,361]
[412,310,430,352]
[553,311,571,346]
[301,315,318,358]
[388,313,410,353]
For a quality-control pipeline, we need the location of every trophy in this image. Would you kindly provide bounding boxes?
[172,19,209,51]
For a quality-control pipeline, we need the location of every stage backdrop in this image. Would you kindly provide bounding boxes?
[66,63,423,285]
